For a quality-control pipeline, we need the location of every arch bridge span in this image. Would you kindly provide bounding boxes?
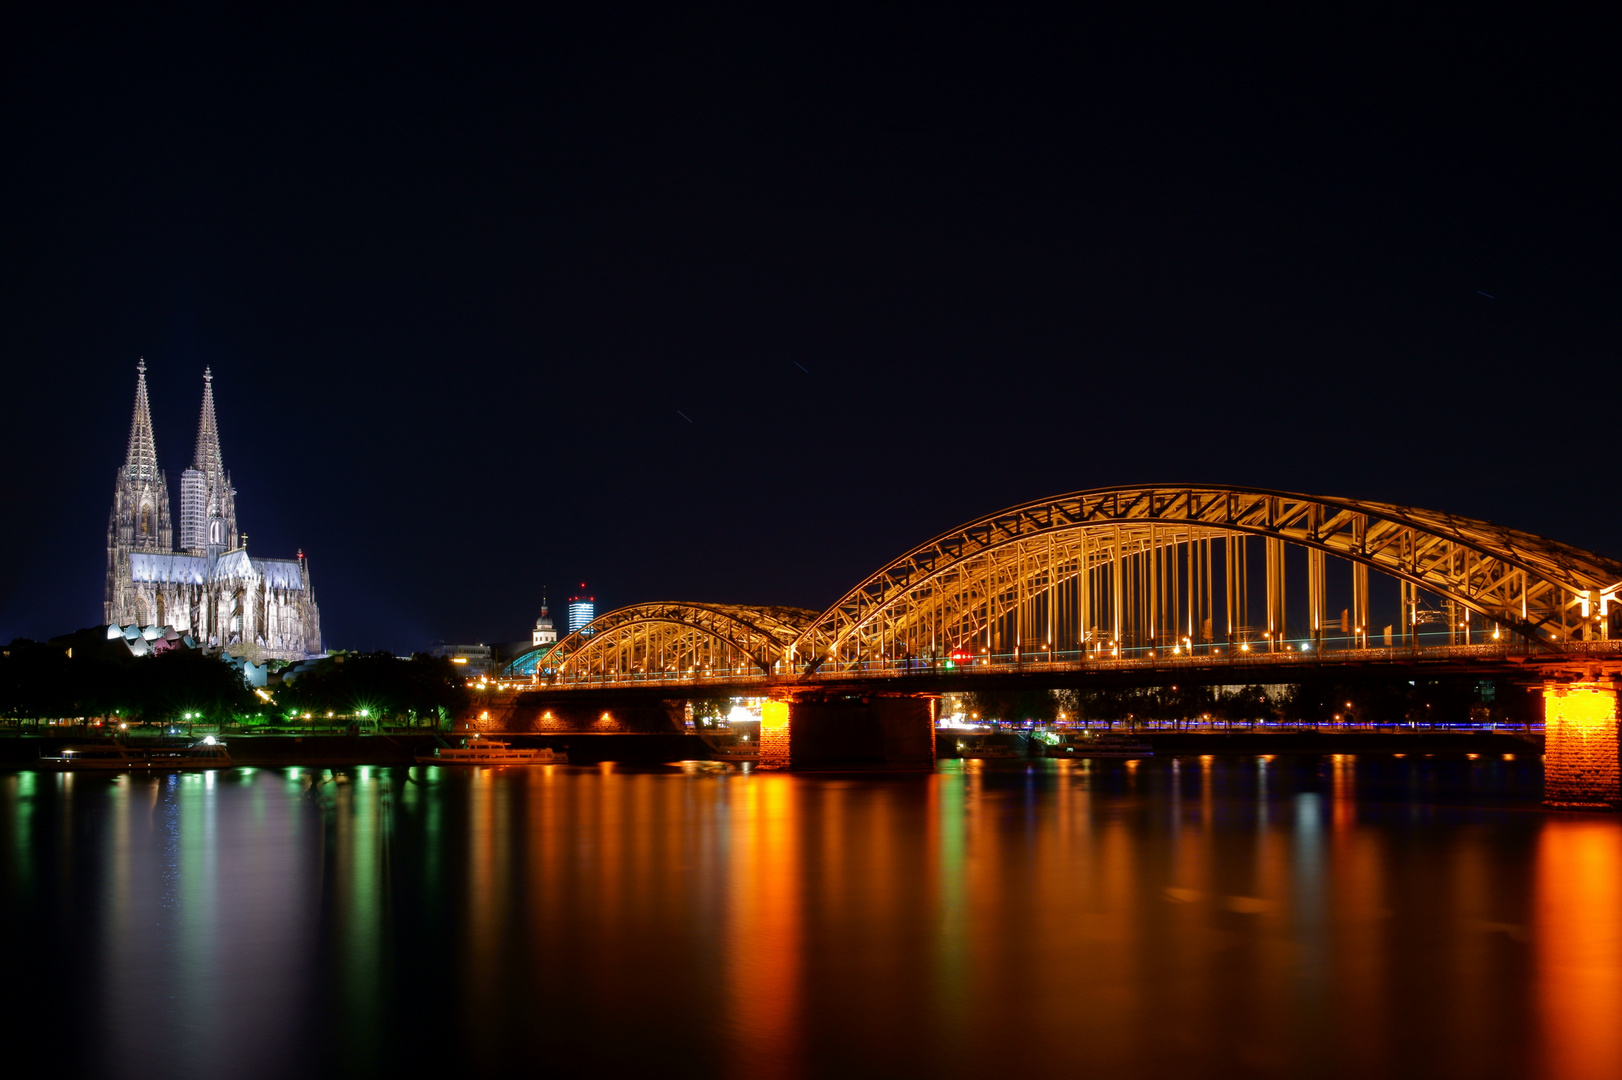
[530,602,820,681]
[524,485,1622,688]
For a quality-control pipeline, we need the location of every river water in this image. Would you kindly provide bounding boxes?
[2,756,1619,1079]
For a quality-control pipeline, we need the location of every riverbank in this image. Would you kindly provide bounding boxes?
[936,728,1541,758]
[0,728,1542,768]
[0,732,713,767]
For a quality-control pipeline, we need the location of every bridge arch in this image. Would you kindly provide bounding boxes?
[539,602,821,681]
[790,485,1622,667]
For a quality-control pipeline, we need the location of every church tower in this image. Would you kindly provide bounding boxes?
[178,367,237,557]
[533,594,557,646]
[105,359,173,624]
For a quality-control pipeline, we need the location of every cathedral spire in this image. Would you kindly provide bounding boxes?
[108,357,173,620]
[179,366,237,555]
[124,358,160,482]
[192,366,225,477]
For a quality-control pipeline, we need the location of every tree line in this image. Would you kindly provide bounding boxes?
[275,652,469,726]
[962,675,1540,728]
[0,638,469,728]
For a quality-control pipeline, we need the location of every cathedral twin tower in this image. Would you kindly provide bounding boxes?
[106,361,322,659]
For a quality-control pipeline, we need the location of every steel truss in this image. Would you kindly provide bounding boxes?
[536,486,1621,686]
[542,602,820,680]
[791,485,1622,666]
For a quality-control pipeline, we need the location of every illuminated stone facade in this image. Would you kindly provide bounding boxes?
[1543,679,1620,809]
[105,364,322,660]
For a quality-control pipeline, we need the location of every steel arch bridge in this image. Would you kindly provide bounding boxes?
[523,602,821,681]
[522,485,1622,687]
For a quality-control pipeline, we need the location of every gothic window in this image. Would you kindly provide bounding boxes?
[141,506,151,537]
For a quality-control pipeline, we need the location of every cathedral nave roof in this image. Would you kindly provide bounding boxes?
[129,551,210,585]
[253,557,305,590]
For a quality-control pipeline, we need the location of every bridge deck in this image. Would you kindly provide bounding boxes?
[505,640,1622,701]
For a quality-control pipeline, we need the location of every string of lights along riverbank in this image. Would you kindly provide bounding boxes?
[104,361,322,659]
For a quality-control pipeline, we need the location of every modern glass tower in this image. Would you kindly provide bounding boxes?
[568,586,595,635]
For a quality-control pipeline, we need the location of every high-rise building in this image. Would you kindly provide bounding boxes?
[104,362,322,658]
[567,586,595,635]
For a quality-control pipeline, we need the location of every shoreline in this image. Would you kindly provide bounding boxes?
[0,729,1541,768]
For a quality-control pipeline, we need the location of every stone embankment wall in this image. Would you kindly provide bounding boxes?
[462,693,686,735]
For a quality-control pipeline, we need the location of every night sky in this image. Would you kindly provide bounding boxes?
[2,9,1615,652]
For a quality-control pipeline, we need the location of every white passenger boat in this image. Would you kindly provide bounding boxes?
[698,730,758,762]
[36,737,233,770]
[414,737,567,765]
[145,738,235,768]
[1043,730,1153,758]
[954,735,1024,760]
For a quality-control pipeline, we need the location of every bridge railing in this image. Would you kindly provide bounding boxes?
[532,637,1622,690]
[807,642,1520,678]
[540,667,780,688]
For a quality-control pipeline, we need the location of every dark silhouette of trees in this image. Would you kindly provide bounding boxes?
[276,652,469,725]
[1,634,256,724]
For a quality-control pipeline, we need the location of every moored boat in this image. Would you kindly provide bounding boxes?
[414,737,566,765]
[698,730,758,762]
[145,738,235,768]
[37,737,233,770]
[1042,730,1153,758]
[953,735,1024,760]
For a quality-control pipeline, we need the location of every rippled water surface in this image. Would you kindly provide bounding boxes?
[3,756,1620,1079]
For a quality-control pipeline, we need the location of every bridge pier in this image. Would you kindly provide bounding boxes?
[755,694,935,771]
[760,700,791,769]
[1543,677,1621,810]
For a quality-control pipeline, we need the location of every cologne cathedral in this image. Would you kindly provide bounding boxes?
[104,361,322,659]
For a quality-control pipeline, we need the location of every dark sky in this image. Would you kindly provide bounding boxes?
[2,9,1615,651]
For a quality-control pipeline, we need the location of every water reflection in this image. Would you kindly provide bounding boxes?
[1537,820,1622,1080]
[728,776,801,1076]
[1,756,1618,1079]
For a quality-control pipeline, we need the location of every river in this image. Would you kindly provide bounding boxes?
[3,756,1619,1079]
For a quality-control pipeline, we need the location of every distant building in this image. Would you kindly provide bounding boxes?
[532,598,557,646]
[430,643,494,675]
[568,586,595,635]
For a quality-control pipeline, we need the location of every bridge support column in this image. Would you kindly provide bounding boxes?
[1543,678,1621,810]
[759,700,791,770]
[763,695,935,770]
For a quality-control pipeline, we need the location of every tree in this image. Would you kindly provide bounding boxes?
[277,652,469,726]
[134,648,257,722]
[963,689,1065,723]
[1,635,255,725]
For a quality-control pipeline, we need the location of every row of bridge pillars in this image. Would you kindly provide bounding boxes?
[751,680,1619,808]
[516,676,1619,804]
